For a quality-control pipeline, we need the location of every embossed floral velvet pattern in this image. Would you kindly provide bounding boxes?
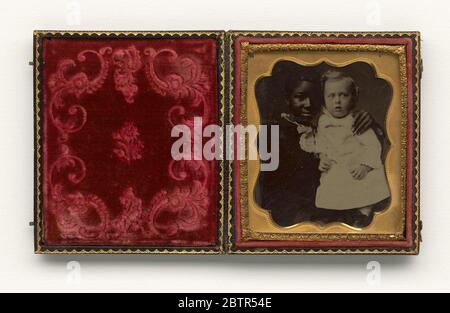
[41,38,219,247]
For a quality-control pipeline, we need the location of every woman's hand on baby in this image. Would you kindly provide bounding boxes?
[319,155,333,172]
[352,110,374,135]
[350,165,373,180]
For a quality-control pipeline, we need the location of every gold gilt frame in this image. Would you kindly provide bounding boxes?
[227,32,421,255]
[33,31,226,254]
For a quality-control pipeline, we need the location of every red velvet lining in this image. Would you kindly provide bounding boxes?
[41,38,219,247]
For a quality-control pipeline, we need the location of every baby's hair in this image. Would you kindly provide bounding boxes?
[320,70,359,104]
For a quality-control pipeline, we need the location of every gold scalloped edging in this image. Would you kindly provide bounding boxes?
[34,34,42,253]
[33,30,223,37]
[35,247,222,255]
[226,33,235,252]
[226,31,420,255]
[414,34,421,252]
[34,31,226,255]
[218,32,226,254]
[227,247,419,255]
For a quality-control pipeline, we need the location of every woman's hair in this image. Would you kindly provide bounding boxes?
[320,70,359,105]
[284,75,316,99]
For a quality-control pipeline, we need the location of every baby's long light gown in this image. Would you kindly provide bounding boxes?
[300,109,391,210]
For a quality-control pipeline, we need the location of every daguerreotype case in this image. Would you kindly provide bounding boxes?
[33,31,421,254]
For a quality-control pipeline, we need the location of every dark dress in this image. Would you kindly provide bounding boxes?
[255,117,320,227]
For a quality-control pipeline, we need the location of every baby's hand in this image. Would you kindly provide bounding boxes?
[350,164,373,180]
[319,154,333,172]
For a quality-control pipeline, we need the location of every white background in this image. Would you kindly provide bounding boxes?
[0,0,448,293]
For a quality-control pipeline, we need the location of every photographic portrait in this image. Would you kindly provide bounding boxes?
[254,60,393,228]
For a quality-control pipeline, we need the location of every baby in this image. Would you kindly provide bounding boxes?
[298,70,390,224]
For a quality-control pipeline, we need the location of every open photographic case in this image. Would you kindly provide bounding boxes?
[33,31,421,254]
